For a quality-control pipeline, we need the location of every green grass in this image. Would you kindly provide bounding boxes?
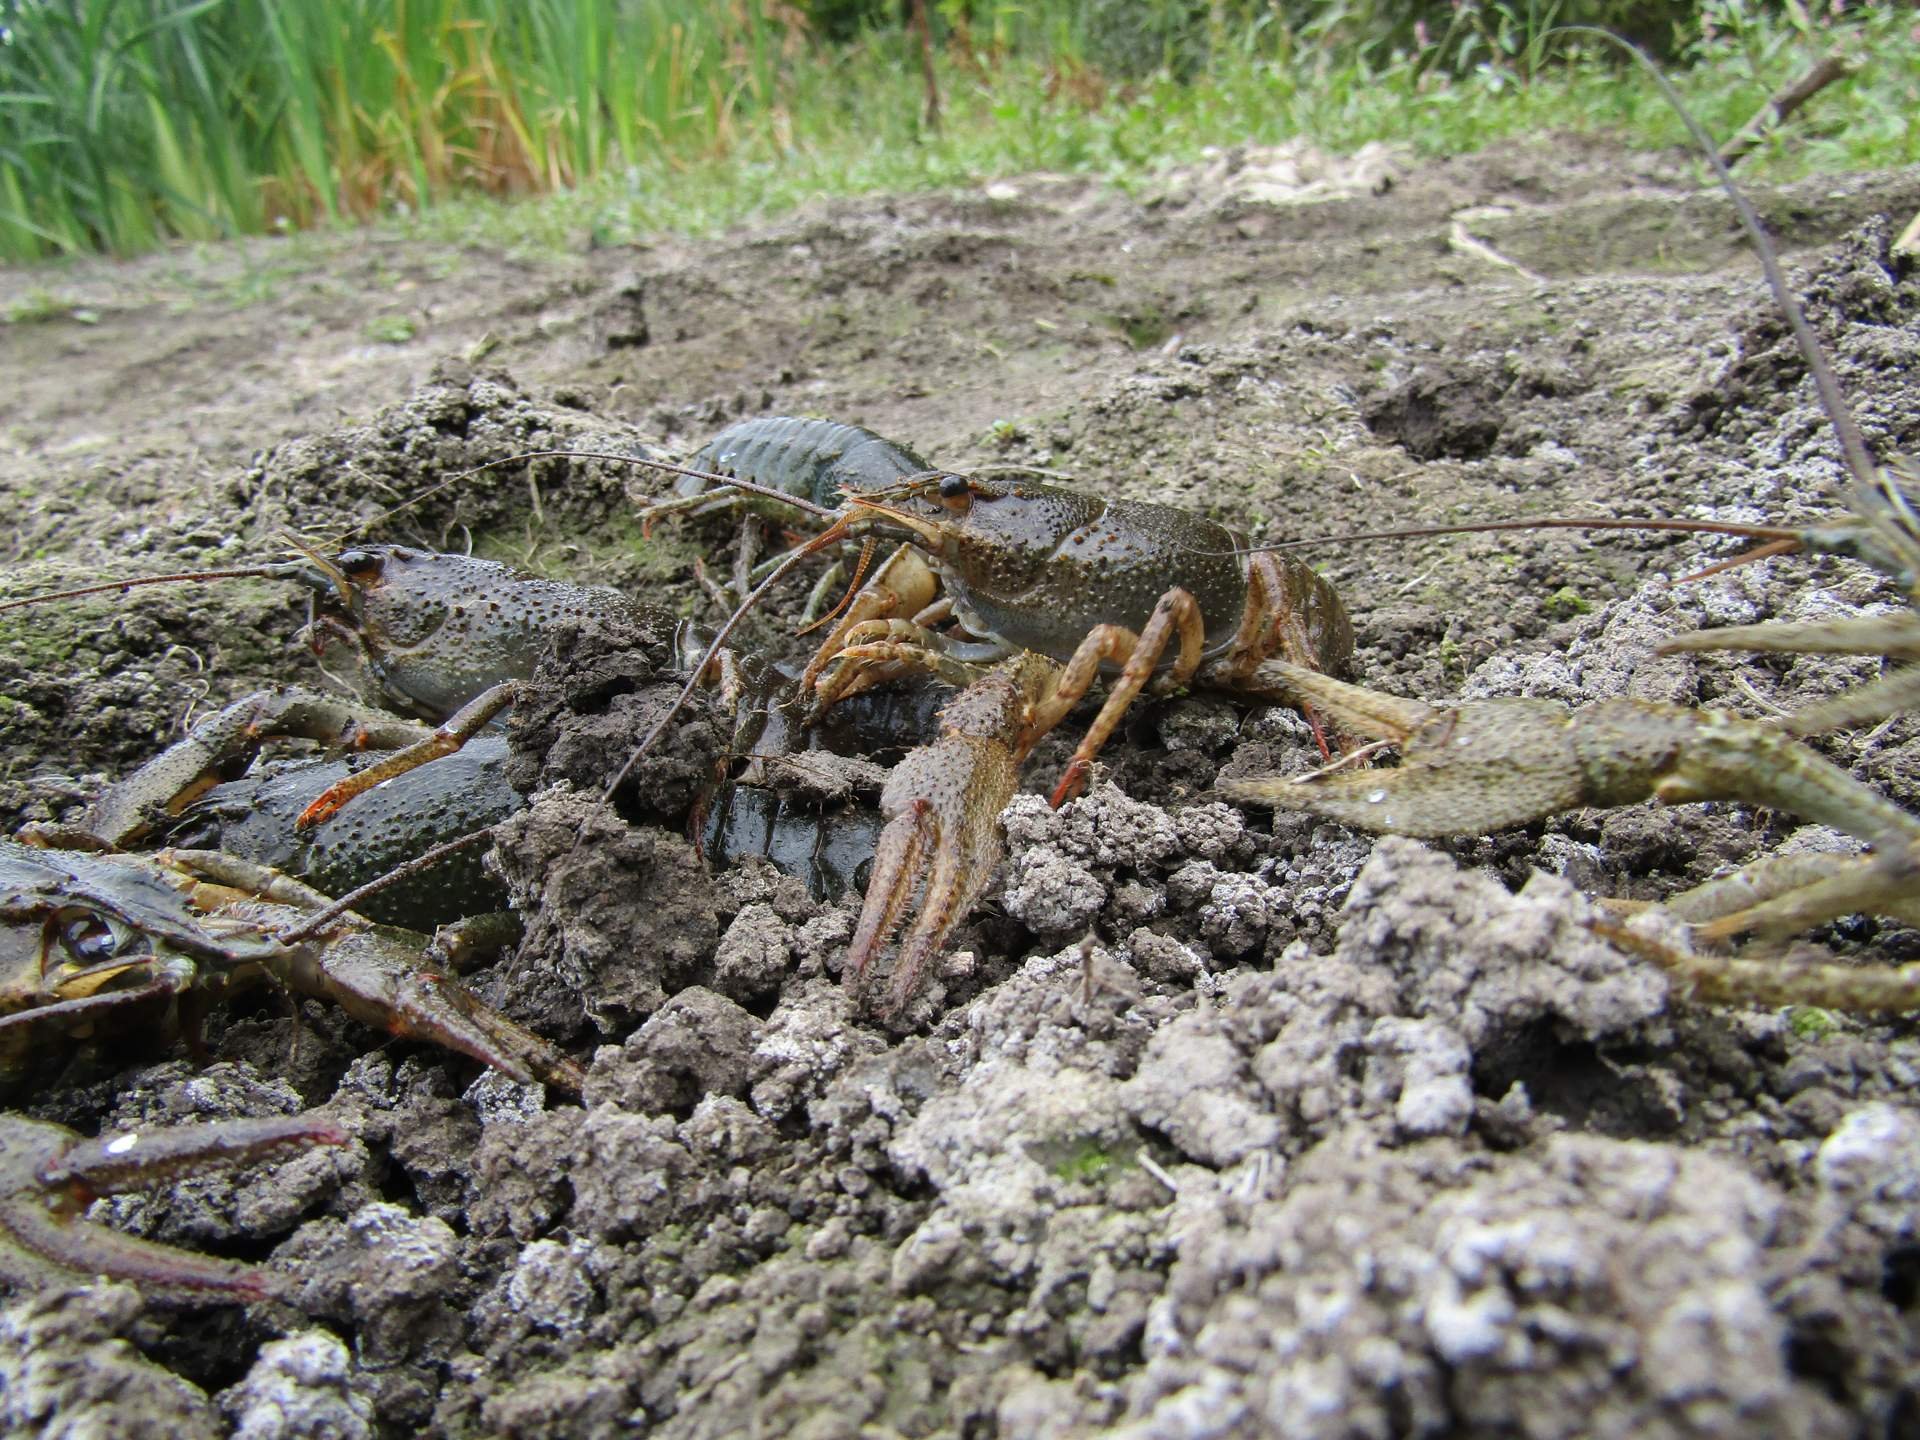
[2,1,1915,265]
[398,3,1920,261]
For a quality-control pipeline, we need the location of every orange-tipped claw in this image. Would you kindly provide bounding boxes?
[292,683,518,831]
[1049,758,1092,809]
[296,789,350,828]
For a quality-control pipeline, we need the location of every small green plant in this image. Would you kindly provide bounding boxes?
[1049,1137,1122,1184]
[364,314,418,345]
[1103,305,1171,351]
[4,291,75,325]
[1542,585,1593,621]
[1788,1005,1841,1040]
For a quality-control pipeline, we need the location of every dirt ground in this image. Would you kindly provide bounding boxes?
[3,135,1920,1438]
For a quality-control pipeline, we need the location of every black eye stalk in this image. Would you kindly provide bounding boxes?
[60,914,123,964]
[335,550,386,579]
[936,472,973,515]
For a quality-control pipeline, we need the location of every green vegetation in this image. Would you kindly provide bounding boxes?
[1,1,1914,264]
[362,312,417,344]
[1045,1135,1125,1184]
[1787,1005,1841,1040]
[1542,585,1593,621]
[2,287,73,323]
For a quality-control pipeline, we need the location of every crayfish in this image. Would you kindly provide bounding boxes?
[0,835,585,1095]
[637,417,1356,799]
[616,413,1362,1011]
[1220,64,1920,1012]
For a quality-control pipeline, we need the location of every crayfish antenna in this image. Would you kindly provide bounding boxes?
[1565,25,1920,594]
[1218,514,1804,562]
[1671,537,1803,584]
[0,563,309,614]
[604,515,856,800]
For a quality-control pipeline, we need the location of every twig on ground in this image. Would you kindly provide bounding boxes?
[1718,50,1854,169]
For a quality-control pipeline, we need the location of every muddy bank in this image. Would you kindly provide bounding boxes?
[2,139,1920,1436]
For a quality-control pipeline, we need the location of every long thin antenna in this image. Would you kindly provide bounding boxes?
[1555,25,1881,497]
[1222,513,1802,558]
[0,565,308,614]
[602,521,849,799]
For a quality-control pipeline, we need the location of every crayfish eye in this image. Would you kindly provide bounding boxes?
[936,473,973,515]
[58,914,122,965]
[335,550,386,583]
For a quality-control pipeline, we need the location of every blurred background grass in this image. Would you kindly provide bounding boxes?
[0,0,1912,263]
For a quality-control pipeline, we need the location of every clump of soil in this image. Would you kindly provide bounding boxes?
[2,141,1920,1437]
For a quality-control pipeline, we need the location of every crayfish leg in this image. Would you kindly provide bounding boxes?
[1593,919,1920,1016]
[286,928,584,1095]
[295,682,519,829]
[797,545,942,697]
[0,1112,347,1305]
[813,625,986,714]
[1045,588,1206,808]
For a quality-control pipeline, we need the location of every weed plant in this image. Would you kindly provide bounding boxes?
[0,0,1912,263]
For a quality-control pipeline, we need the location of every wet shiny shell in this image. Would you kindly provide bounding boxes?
[178,737,521,929]
[683,416,934,509]
[929,481,1251,661]
[325,546,667,720]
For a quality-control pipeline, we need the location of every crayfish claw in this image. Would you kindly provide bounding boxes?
[845,798,934,1002]
[846,740,1010,1015]
[0,1111,348,1305]
[1242,659,1437,745]
[1677,845,1920,945]
[1224,686,1595,838]
[406,971,588,1096]
[844,653,1059,1015]
[292,682,520,831]
[301,930,585,1095]
[80,690,430,849]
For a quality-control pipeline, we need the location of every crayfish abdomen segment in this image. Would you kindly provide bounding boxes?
[683,415,937,512]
